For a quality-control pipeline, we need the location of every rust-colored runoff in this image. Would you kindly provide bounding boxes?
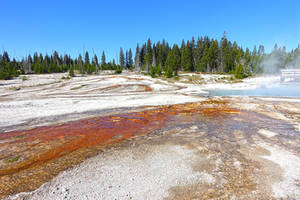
[0,109,168,176]
[0,101,239,199]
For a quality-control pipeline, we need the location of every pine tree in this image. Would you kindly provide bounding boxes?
[119,48,125,67]
[53,51,60,67]
[152,53,156,67]
[41,57,47,73]
[84,51,90,65]
[194,37,204,71]
[165,45,181,76]
[44,54,50,70]
[172,45,181,75]
[0,53,3,72]
[190,36,196,69]
[207,40,219,72]
[180,39,186,69]
[2,51,10,63]
[134,44,141,70]
[235,62,245,79]
[94,54,99,72]
[157,43,163,67]
[27,54,32,73]
[125,50,129,68]
[165,65,173,78]
[182,41,192,71]
[199,46,209,72]
[128,48,133,68]
[219,31,228,73]
[140,43,146,66]
[39,53,43,65]
[101,51,106,66]
[145,38,152,72]
[78,54,84,74]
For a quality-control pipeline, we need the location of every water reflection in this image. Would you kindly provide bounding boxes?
[206,83,300,97]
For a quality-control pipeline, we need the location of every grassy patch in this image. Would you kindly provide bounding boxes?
[8,86,21,91]
[22,76,28,81]
[5,156,20,163]
[14,135,25,139]
[230,79,243,83]
[61,76,71,80]
[70,85,84,90]
[214,75,243,84]
[182,75,205,84]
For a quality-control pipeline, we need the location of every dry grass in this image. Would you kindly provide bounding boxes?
[180,75,205,84]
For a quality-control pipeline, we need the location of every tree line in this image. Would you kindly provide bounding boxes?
[1,33,299,80]
[132,33,299,78]
[0,49,124,79]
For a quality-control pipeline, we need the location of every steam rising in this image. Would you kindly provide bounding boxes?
[259,45,300,74]
[288,54,300,69]
[260,53,282,74]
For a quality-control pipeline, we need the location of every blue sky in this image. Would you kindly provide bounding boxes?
[1,0,300,61]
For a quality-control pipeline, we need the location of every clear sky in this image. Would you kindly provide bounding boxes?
[1,0,300,61]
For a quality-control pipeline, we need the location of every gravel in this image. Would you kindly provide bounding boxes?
[8,144,215,200]
[260,143,300,199]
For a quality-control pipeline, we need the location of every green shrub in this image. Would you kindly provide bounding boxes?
[156,66,162,76]
[5,156,20,163]
[22,76,28,81]
[235,63,245,79]
[150,67,156,78]
[69,67,75,77]
[0,71,12,80]
[165,66,173,78]
[115,66,122,74]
